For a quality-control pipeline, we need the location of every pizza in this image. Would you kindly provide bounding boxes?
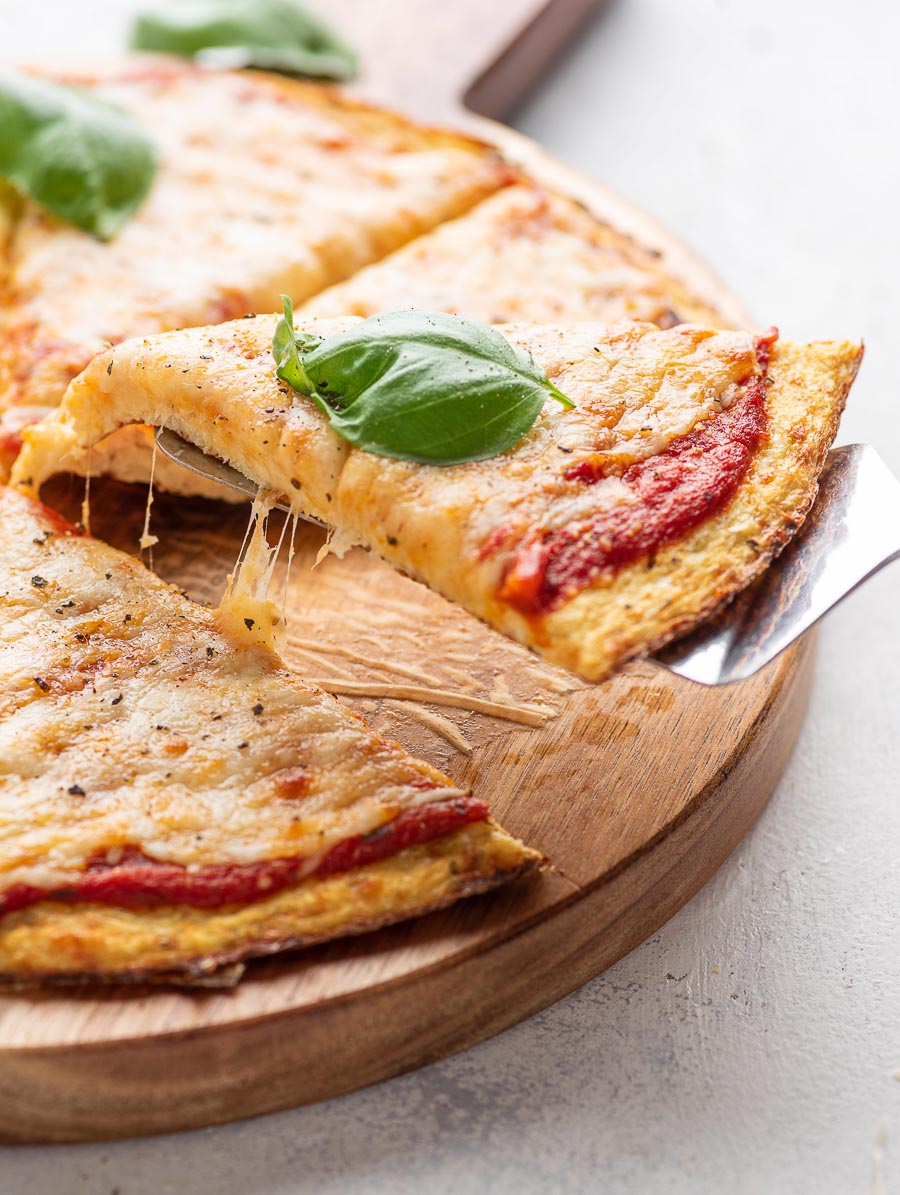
[301,183,724,328]
[0,62,733,500]
[0,485,538,983]
[0,58,510,484]
[12,316,863,681]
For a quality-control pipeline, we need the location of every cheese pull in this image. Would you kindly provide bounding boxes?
[0,485,538,983]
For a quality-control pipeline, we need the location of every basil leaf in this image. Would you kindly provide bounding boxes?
[130,0,357,82]
[0,72,157,240]
[273,295,321,394]
[273,303,574,466]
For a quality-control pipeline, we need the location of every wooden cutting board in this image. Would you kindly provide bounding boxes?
[0,0,813,1142]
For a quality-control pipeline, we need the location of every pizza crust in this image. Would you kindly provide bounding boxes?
[0,820,535,984]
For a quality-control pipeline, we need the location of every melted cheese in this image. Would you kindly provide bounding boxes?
[302,184,724,328]
[217,493,285,653]
[138,433,159,553]
[0,487,473,893]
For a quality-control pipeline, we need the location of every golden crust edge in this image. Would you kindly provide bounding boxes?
[528,338,863,679]
[0,820,542,986]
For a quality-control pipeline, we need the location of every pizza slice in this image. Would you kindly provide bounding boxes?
[0,58,509,479]
[0,485,538,984]
[13,316,862,682]
[300,183,725,328]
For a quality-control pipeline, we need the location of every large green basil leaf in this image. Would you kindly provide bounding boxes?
[273,301,574,466]
[0,71,157,240]
[130,0,356,82]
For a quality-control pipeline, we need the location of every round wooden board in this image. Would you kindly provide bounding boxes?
[0,0,815,1142]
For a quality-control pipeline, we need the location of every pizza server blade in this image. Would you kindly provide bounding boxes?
[655,444,900,684]
[154,428,327,526]
[155,431,900,687]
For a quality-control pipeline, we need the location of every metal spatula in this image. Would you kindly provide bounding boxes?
[155,430,900,686]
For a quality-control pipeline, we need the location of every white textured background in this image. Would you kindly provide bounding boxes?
[2,1,900,1191]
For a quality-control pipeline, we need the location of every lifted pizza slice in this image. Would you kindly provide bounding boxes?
[0,58,509,478]
[0,486,538,984]
[13,316,862,682]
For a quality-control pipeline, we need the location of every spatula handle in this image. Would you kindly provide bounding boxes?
[323,0,607,121]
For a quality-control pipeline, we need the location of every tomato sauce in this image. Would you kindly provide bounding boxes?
[0,797,488,916]
[499,331,777,615]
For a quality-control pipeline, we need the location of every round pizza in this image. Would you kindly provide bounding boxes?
[0,56,863,985]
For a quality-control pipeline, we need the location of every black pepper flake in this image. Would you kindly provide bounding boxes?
[31,575,48,588]
[106,359,113,376]
[237,741,249,749]
[105,572,112,580]
[199,355,213,361]
[212,714,223,721]
[290,478,301,490]
[123,613,132,622]
[148,659,159,665]
[61,600,75,608]
[111,694,123,705]
[386,535,398,546]
[325,492,332,502]
[206,646,214,657]
[361,823,392,844]
[74,632,86,642]
[557,445,573,454]
[68,784,85,796]
[252,703,263,716]
[33,676,50,691]
[244,618,255,630]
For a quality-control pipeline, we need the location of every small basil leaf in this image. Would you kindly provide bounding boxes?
[130,0,357,82]
[0,71,157,240]
[273,295,321,395]
[273,308,574,466]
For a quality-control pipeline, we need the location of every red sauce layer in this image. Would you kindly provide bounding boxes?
[499,331,777,615]
[0,797,488,917]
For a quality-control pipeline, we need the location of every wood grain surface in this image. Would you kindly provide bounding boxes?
[0,0,815,1142]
